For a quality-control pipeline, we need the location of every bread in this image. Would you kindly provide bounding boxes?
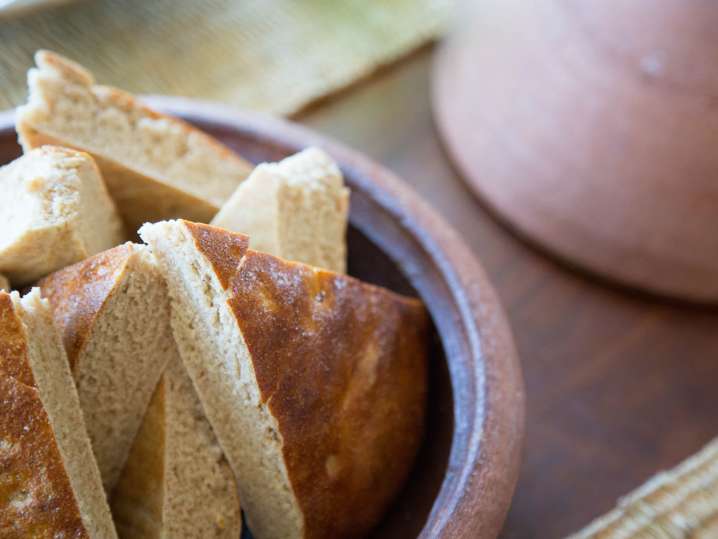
[39,243,175,492]
[17,50,254,231]
[112,357,242,538]
[140,219,428,539]
[110,148,350,536]
[0,145,124,286]
[0,289,117,538]
[0,274,9,291]
[211,147,349,273]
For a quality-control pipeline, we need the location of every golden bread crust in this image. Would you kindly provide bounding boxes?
[38,243,133,371]
[183,221,250,289]
[0,375,88,538]
[183,221,428,539]
[0,292,87,538]
[0,294,35,386]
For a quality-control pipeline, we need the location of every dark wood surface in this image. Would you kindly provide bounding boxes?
[296,47,718,538]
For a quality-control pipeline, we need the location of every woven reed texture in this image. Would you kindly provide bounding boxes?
[0,0,451,115]
[570,438,718,538]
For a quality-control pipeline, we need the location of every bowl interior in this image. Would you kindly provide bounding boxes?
[0,117,454,537]
[349,228,454,538]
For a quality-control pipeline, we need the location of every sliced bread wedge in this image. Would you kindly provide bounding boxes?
[39,243,174,492]
[140,220,428,539]
[211,147,349,273]
[0,145,125,285]
[112,356,242,538]
[0,289,117,538]
[17,50,254,231]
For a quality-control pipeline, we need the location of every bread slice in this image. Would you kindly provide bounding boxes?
[112,356,242,538]
[211,147,349,273]
[0,289,117,538]
[17,50,254,231]
[109,148,350,537]
[0,274,9,291]
[140,220,428,539]
[38,243,174,492]
[0,145,124,286]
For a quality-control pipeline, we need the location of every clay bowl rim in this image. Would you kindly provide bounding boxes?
[0,98,525,538]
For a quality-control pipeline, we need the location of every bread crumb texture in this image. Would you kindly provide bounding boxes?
[0,145,124,286]
[0,291,118,538]
[212,147,349,273]
[39,243,175,492]
[140,220,428,539]
[15,289,118,538]
[17,50,253,229]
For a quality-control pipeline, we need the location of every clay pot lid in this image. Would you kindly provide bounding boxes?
[433,0,718,302]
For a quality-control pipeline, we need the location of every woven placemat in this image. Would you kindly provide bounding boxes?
[569,438,718,538]
[0,0,451,115]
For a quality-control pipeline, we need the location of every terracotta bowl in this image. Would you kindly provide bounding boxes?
[0,98,525,538]
[433,0,718,302]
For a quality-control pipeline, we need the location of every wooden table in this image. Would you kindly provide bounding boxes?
[297,47,718,538]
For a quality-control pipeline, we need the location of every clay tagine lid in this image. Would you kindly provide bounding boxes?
[433,0,718,302]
